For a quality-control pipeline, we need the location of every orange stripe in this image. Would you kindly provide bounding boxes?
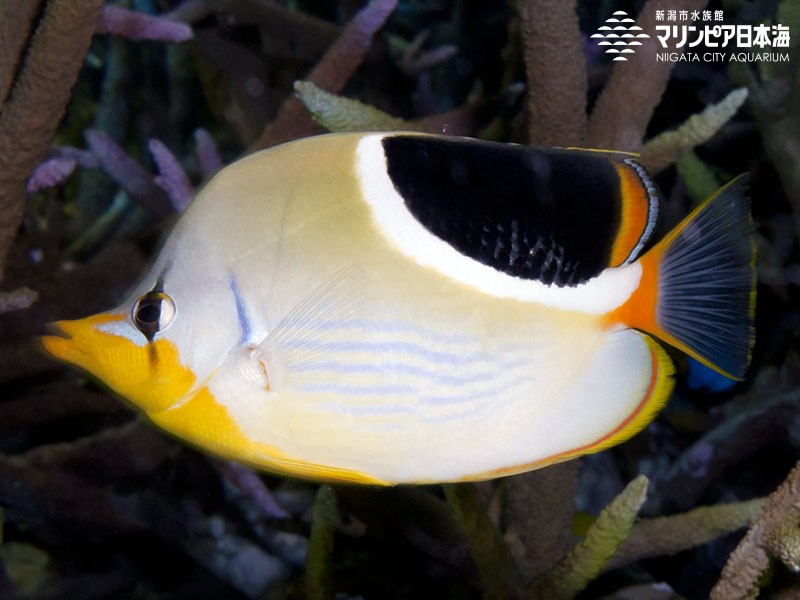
[602,243,664,337]
[605,192,741,377]
[609,162,651,267]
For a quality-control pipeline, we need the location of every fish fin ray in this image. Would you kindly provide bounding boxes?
[654,175,755,379]
[259,267,368,383]
[246,450,391,485]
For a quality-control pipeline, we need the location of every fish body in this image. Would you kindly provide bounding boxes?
[42,132,755,484]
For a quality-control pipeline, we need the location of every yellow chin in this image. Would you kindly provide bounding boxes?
[150,386,389,485]
[40,313,195,414]
[41,313,386,484]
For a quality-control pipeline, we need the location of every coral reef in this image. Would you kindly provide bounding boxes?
[0,1,798,598]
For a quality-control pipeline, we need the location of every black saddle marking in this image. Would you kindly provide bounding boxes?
[381,136,624,287]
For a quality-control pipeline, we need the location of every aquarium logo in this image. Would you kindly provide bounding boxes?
[653,9,791,64]
[590,11,650,61]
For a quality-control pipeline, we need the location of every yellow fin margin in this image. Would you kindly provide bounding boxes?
[151,387,391,486]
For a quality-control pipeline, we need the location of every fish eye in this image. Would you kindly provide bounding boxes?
[132,291,176,338]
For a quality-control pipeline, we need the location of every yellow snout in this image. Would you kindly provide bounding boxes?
[41,313,386,484]
[41,313,195,414]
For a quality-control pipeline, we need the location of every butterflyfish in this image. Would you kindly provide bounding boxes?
[42,133,755,485]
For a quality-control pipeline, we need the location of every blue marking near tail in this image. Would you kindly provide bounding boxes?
[686,357,737,392]
[230,275,251,343]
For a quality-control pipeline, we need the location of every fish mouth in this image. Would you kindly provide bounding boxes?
[40,320,87,363]
[39,313,129,369]
[44,321,71,340]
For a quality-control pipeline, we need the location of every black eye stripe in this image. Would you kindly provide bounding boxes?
[132,291,176,339]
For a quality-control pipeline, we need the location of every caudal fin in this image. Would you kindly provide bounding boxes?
[652,176,755,379]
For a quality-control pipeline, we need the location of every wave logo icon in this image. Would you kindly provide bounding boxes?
[591,10,650,61]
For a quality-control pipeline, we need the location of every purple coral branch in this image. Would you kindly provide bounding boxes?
[250,0,398,150]
[27,157,76,193]
[84,129,172,218]
[398,31,457,76]
[216,461,290,520]
[164,0,217,24]
[26,146,102,193]
[97,4,193,43]
[55,145,101,168]
[148,139,194,212]
[194,128,223,178]
[307,0,398,93]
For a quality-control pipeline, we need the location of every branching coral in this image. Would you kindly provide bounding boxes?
[711,460,800,599]
[587,0,711,151]
[652,380,800,513]
[294,80,418,132]
[530,476,649,600]
[294,80,484,135]
[503,463,581,581]
[305,485,340,600]
[606,498,764,571]
[0,0,106,278]
[515,0,587,146]
[97,4,193,42]
[444,482,524,600]
[640,88,749,174]
[83,129,173,218]
[1,0,798,598]
[249,0,399,151]
[0,0,44,106]
[734,0,800,237]
[149,139,195,212]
